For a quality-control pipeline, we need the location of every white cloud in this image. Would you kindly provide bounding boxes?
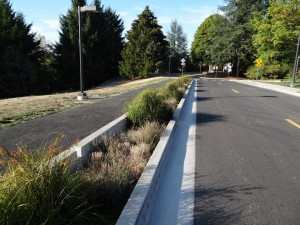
[119,11,130,17]
[31,23,59,44]
[42,19,60,29]
[181,6,218,14]
[158,16,173,24]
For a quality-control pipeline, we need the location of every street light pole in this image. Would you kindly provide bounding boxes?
[168,55,173,78]
[199,62,202,74]
[77,5,98,100]
[78,6,85,99]
[291,34,300,87]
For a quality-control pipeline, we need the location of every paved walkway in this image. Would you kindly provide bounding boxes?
[232,80,300,98]
[0,80,170,152]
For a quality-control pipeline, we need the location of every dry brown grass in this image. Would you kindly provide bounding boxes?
[0,77,167,129]
[127,121,166,151]
[84,122,165,199]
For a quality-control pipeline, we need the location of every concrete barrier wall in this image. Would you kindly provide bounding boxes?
[51,114,127,167]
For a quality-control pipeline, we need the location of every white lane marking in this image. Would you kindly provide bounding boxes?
[232,89,240,94]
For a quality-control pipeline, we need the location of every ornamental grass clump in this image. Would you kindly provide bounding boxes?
[0,138,90,225]
[126,89,168,126]
[82,122,165,215]
[127,121,165,152]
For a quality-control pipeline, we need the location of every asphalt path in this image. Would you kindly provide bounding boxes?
[0,79,171,152]
[194,78,300,224]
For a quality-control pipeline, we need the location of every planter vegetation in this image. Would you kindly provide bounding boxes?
[0,76,192,225]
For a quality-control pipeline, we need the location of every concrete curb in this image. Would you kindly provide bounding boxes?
[51,114,127,167]
[116,80,195,225]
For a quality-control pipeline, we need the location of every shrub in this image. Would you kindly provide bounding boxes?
[245,64,291,80]
[126,89,168,126]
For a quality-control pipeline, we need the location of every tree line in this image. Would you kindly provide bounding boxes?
[0,0,189,99]
[191,0,300,80]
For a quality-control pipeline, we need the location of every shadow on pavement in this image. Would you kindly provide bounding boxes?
[194,176,265,225]
[196,113,225,125]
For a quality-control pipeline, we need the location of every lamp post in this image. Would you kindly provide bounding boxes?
[199,61,202,74]
[77,5,98,100]
[292,0,300,87]
[168,55,174,78]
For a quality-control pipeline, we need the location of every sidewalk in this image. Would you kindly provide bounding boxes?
[232,80,300,98]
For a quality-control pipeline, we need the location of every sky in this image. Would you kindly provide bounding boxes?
[9,0,225,48]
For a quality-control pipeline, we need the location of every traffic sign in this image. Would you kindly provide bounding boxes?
[181,62,186,66]
[181,58,186,63]
[255,58,263,67]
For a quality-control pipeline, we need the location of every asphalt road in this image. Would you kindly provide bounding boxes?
[0,79,171,152]
[194,78,300,224]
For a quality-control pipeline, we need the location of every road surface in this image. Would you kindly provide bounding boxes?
[195,78,300,224]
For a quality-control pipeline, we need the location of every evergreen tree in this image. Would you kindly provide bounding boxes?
[0,0,43,98]
[166,19,188,72]
[119,6,169,79]
[54,0,124,91]
[167,19,188,55]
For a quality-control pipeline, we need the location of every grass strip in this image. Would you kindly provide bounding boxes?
[265,81,300,89]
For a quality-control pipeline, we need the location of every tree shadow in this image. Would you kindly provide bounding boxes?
[194,176,266,225]
[196,112,225,124]
[196,89,206,93]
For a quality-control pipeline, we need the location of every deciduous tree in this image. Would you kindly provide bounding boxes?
[219,0,269,76]
[249,0,300,79]
[191,14,230,68]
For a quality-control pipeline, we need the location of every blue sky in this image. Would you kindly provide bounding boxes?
[9,0,224,48]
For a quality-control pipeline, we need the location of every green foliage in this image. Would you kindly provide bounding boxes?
[191,14,231,67]
[126,76,191,126]
[126,89,167,126]
[246,64,288,80]
[217,0,269,76]
[0,141,89,225]
[0,0,44,98]
[161,81,184,101]
[54,0,124,90]
[119,6,169,79]
[250,0,300,79]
